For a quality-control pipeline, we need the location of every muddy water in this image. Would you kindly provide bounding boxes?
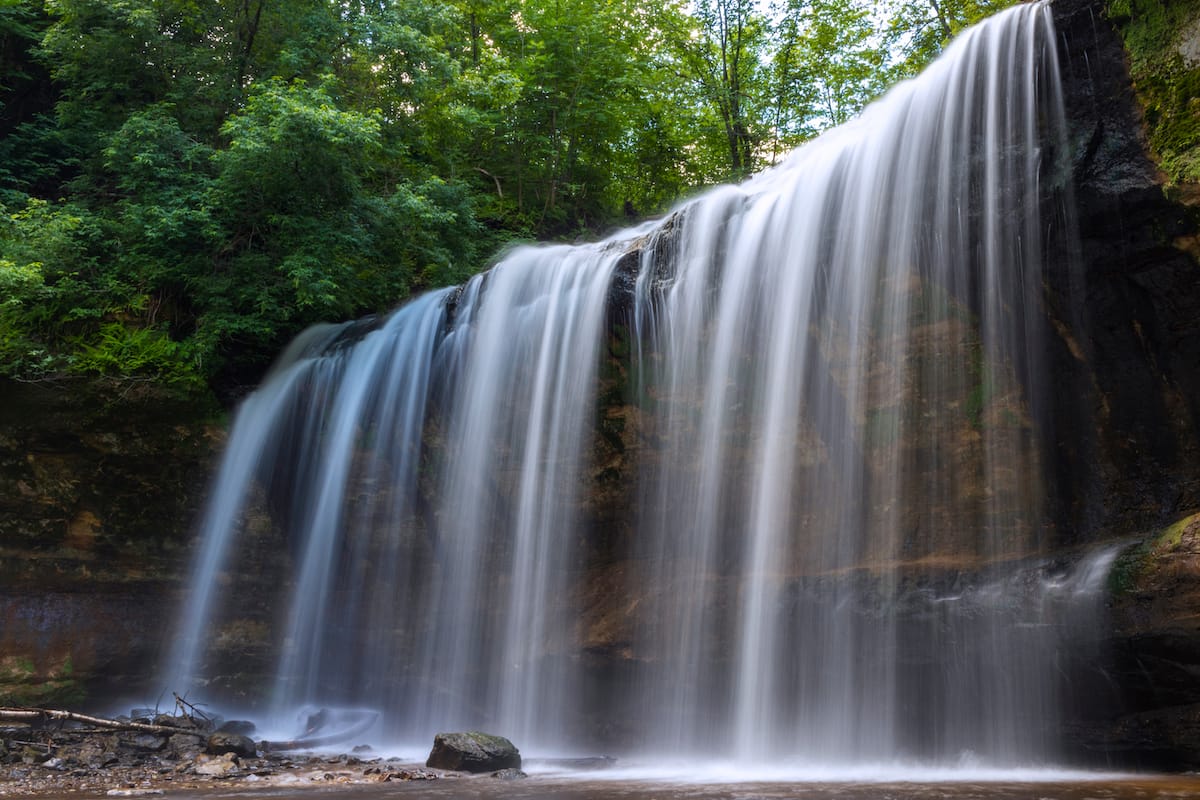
[42,776,1200,800]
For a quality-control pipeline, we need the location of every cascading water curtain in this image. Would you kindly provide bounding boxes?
[167,241,631,746]
[626,1,1074,764]
[169,1,1099,767]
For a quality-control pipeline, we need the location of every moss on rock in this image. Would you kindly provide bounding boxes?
[1108,0,1200,188]
[1110,511,1200,596]
[0,654,87,707]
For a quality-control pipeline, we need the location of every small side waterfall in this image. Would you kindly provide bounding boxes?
[166,2,1111,767]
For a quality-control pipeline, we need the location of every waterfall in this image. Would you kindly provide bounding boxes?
[166,2,1109,767]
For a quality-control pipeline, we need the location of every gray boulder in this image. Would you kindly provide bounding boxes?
[194,752,239,777]
[425,731,520,773]
[216,720,257,737]
[205,731,257,759]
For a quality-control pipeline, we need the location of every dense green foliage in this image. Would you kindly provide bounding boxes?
[1107,0,1200,187]
[0,0,1016,399]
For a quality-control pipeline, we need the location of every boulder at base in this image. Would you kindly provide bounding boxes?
[205,731,257,759]
[425,732,521,772]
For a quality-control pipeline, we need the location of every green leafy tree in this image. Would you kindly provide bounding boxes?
[667,0,772,180]
[883,0,1018,76]
[3,0,1014,397]
[0,0,69,202]
[202,77,484,371]
[0,198,134,379]
[772,0,888,146]
[100,104,217,353]
[450,0,705,229]
[201,78,387,362]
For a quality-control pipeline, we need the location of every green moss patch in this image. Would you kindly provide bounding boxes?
[1151,510,1200,551]
[1109,510,1200,595]
[1108,0,1200,186]
[0,654,86,708]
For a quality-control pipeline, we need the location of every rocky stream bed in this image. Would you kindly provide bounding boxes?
[0,709,535,797]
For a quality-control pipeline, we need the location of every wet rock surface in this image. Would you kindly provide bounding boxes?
[205,731,257,759]
[1089,512,1200,768]
[0,379,222,710]
[426,731,522,773]
[1046,0,1200,541]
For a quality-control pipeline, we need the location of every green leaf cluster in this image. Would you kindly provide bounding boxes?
[0,0,1019,400]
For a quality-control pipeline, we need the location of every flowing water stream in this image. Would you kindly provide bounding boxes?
[164,1,1119,770]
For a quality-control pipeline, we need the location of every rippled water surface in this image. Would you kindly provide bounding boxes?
[51,775,1200,800]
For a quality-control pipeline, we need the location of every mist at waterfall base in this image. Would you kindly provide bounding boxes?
[162,2,1121,777]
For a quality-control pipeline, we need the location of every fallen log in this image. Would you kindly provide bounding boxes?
[0,707,190,735]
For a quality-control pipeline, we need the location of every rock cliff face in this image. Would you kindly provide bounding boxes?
[1049,0,1200,537]
[0,380,220,707]
[0,0,1199,768]
[1102,513,1200,767]
[1046,0,1200,767]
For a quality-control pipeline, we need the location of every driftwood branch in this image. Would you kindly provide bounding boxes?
[172,693,213,724]
[475,166,503,198]
[0,707,189,736]
[2,704,378,753]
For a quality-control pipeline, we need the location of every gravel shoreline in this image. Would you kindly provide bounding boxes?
[0,745,453,797]
[0,714,462,797]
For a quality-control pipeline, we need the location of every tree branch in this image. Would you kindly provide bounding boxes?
[0,707,192,736]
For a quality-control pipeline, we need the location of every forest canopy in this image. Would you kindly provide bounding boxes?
[0,0,1015,401]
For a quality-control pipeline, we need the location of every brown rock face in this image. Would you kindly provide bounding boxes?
[0,379,220,706]
[1095,514,1200,767]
